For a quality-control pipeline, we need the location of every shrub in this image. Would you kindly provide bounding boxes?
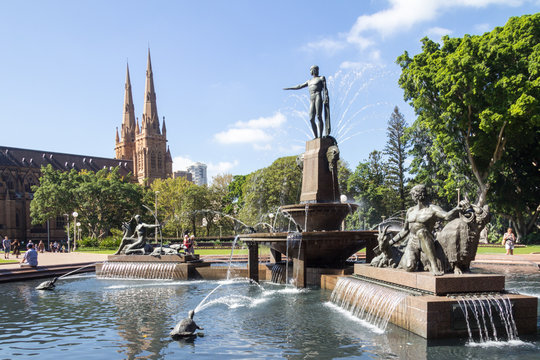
[79,236,99,248]
[99,236,121,250]
[523,232,540,245]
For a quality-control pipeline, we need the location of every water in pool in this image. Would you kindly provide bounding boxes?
[0,267,538,359]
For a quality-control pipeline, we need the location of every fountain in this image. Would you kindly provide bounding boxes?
[239,135,377,287]
[95,214,211,280]
[321,185,538,339]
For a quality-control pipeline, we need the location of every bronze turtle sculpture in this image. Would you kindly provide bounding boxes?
[170,310,203,339]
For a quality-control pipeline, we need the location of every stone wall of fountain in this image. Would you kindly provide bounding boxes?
[321,265,538,339]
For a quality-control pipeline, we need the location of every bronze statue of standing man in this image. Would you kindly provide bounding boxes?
[284,65,331,138]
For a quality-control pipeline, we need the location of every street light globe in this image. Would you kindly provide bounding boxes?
[76,222,81,227]
[268,213,274,219]
[340,194,348,203]
[72,211,78,218]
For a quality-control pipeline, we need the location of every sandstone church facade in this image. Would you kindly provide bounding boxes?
[0,51,172,243]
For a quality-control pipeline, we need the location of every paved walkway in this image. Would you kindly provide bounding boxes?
[0,252,109,270]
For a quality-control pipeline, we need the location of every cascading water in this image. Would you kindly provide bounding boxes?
[330,277,407,331]
[455,294,519,343]
[98,261,178,280]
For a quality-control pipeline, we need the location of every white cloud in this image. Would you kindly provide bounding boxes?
[172,155,194,172]
[207,160,239,182]
[427,26,453,38]
[305,0,527,53]
[234,112,286,129]
[214,128,271,144]
[302,37,347,54]
[214,112,286,149]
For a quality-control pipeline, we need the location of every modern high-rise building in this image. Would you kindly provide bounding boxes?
[115,50,173,184]
[187,162,207,186]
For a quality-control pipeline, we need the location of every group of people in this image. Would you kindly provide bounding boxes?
[183,233,195,255]
[2,236,20,259]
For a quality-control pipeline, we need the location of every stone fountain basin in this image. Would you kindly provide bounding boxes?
[280,203,358,231]
[240,230,376,268]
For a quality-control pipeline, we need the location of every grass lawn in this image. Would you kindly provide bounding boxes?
[0,258,19,264]
[476,245,540,255]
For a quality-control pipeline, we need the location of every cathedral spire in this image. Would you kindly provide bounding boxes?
[142,49,160,134]
[122,63,136,140]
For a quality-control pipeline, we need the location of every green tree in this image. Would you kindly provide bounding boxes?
[397,14,540,238]
[239,156,302,229]
[347,151,394,228]
[151,176,193,237]
[30,165,79,225]
[384,106,409,210]
[31,166,144,238]
[73,168,144,238]
[181,185,210,236]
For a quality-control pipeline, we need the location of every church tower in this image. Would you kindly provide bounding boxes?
[115,50,173,184]
[115,64,136,162]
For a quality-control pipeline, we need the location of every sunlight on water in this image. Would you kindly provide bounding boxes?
[466,339,536,348]
[324,301,385,334]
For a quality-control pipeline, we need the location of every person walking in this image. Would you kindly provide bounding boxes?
[38,240,45,253]
[11,238,21,258]
[502,227,516,255]
[3,236,11,259]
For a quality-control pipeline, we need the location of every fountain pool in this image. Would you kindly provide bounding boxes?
[0,268,538,359]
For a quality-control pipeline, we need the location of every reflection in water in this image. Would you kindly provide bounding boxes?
[0,270,537,359]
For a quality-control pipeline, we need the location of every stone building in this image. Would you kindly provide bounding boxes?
[0,50,172,243]
[115,50,173,184]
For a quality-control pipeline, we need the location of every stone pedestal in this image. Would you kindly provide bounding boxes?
[300,137,340,203]
[321,265,538,339]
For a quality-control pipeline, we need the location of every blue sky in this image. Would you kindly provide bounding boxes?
[1,0,538,182]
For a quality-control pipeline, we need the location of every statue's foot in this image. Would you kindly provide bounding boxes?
[454,267,463,275]
[432,270,444,276]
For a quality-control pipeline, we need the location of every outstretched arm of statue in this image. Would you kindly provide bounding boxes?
[283,81,308,90]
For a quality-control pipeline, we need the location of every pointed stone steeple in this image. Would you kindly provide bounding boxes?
[142,49,160,135]
[115,127,120,143]
[122,63,136,141]
[162,116,167,137]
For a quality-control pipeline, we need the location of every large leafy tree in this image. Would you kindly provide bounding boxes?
[151,176,193,237]
[384,106,409,210]
[397,14,540,238]
[31,165,144,238]
[347,151,395,228]
[30,165,79,224]
[238,156,302,229]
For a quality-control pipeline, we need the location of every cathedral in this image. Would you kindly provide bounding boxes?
[115,50,173,184]
[0,51,172,242]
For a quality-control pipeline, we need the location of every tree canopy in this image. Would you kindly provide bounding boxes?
[397,13,539,238]
[31,165,144,238]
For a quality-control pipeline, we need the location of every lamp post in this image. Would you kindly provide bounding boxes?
[155,191,160,243]
[72,211,78,251]
[64,214,70,252]
[77,222,81,247]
